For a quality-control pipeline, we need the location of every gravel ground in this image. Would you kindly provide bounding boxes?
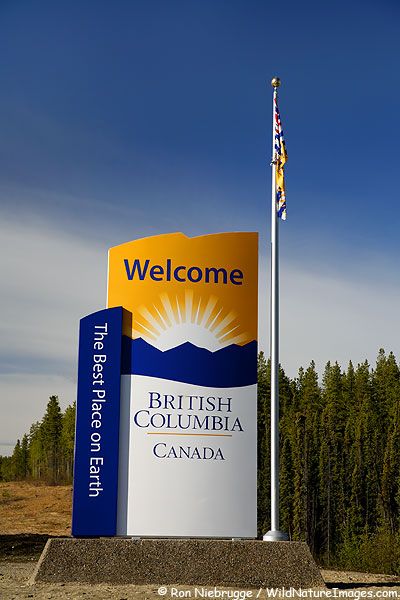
[2,561,400,600]
[1,561,158,599]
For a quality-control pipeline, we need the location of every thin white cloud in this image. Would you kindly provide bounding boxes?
[259,259,400,379]
[0,214,106,368]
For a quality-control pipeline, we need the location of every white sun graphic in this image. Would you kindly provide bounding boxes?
[132,290,250,352]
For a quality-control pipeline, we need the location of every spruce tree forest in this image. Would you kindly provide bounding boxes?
[1,348,400,574]
[0,396,75,486]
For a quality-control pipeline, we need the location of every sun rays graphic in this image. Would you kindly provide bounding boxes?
[132,290,251,352]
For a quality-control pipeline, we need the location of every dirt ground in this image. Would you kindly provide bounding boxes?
[0,482,72,536]
[2,482,400,598]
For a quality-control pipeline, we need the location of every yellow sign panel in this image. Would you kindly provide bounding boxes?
[107,231,258,351]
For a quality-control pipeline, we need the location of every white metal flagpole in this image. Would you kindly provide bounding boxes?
[263,77,288,542]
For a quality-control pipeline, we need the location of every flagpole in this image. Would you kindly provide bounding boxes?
[263,77,288,542]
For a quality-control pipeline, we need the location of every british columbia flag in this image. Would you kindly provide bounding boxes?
[274,90,288,220]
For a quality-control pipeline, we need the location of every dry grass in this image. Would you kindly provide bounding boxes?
[0,481,72,535]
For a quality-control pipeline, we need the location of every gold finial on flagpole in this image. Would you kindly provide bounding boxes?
[271,77,281,88]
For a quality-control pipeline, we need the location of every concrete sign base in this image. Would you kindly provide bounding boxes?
[32,538,325,588]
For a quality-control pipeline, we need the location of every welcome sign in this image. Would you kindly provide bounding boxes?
[72,232,258,538]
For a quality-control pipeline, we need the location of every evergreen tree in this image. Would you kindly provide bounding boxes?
[0,456,13,481]
[278,363,296,535]
[381,422,400,533]
[318,362,346,564]
[292,362,321,551]
[20,434,30,479]
[28,421,44,479]
[41,395,63,484]
[257,352,271,536]
[11,439,24,480]
[280,434,294,538]
[61,403,76,482]
[356,362,380,535]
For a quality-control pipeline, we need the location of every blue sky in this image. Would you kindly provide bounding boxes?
[1,0,400,453]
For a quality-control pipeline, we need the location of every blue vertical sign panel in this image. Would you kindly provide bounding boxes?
[72,307,124,536]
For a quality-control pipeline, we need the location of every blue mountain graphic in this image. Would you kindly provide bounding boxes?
[121,337,257,388]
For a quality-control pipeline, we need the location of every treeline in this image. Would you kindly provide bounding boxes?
[258,348,400,574]
[2,350,400,573]
[0,396,75,484]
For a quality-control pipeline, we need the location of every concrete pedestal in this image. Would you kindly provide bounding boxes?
[31,538,325,588]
